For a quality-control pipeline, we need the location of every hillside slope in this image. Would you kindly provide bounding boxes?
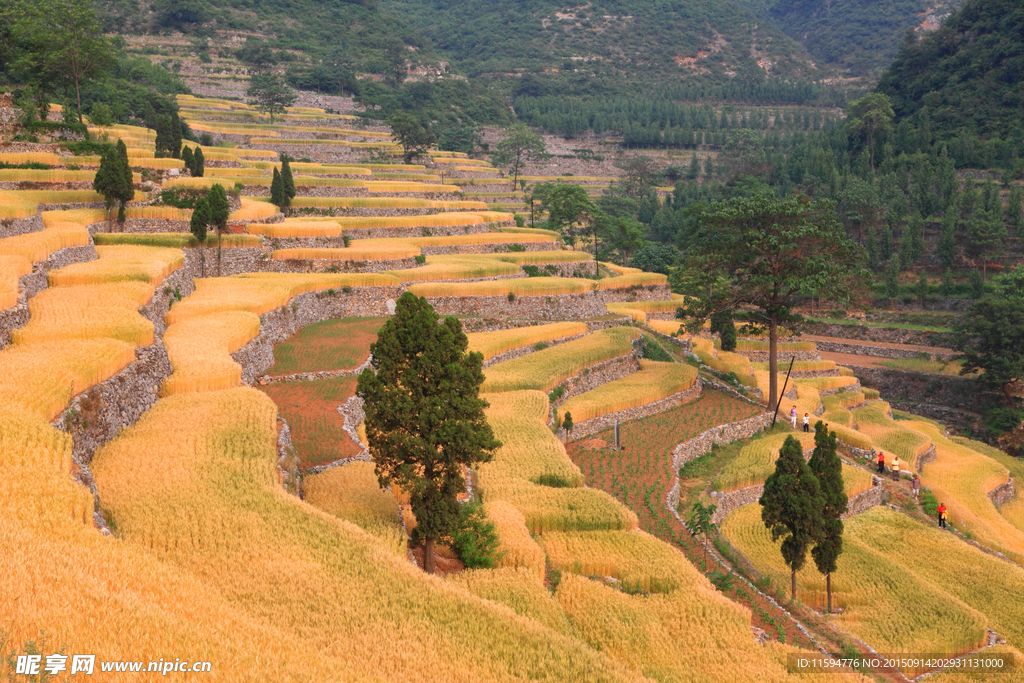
[876,0,1024,140]
[377,0,820,88]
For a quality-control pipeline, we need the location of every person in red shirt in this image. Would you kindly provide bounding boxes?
[876,450,885,474]
[937,503,947,529]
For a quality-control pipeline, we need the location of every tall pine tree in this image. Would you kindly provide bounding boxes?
[207,184,229,276]
[190,195,210,277]
[270,168,284,207]
[115,139,134,224]
[808,422,847,614]
[938,205,958,270]
[760,435,824,601]
[280,157,296,208]
[193,147,205,177]
[181,146,194,176]
[357,293,500,574]
[169,110,183,159]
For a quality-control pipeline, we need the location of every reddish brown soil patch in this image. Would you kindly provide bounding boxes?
[268,317,386,376]
[567,390,814,648]
[259,377,361,469]
[801,334,954,355]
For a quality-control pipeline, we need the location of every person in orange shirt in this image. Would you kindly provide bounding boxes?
[937,502,948,529]
[876,450,885,474]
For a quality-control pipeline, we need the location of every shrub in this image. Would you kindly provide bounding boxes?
[415,254,426,264]
[522,264,541,277]
[507,243,526,252]
[450,501,503,569]
[532,473,574,488]
[548,386,565,403]
[341,285,353,293]
[533,341,549,351]
[507,291,516,302]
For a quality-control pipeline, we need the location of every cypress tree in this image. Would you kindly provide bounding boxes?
[760,435,824,601]
[270,168,284,207]
[181,146,194,175]
[190,196,210,277]
[808,422,846,614]
[280,157,296,207]
[169,110,182,159]
[193,147,205,177]
[92,148,119,227]
[207,184,230,276]
[941,269,955,297]
[356,292,501,574]
[115,139,134,224]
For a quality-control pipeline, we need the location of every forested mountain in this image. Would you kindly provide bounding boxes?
[877,0,1024,146]
[378,0,820,90]
[765,0,962,75]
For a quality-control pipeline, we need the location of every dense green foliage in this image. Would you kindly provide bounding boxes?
[357,293,500,573]
[768,0,962,75]
[954,266,1024,403]
[807,421,846,614]
[877,0,1024,148]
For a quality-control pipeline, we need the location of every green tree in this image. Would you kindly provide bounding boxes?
[969,268,985,299]
[193,147,204,177]
[966,210,1007,280]
[190,195,210,277]
[917,271,929,309]
[207,183,229,276]
[688,501,717,567]
[1007,186,1023,237]
[154,115,172,158]
[562,411,574,440]
[898,213,925,267]
[92,148,120,227]
[169,110,182,159]
[845,93,894,173]
[542,184,594,250]
[181,146,194,175]
[357,292,500,574]
[938,205,958,270]
[955,266,1024,404]
[760,435,824,601]
[885,260,901,301]
[606,216,644,267]
[614,156,662,201]
[388,112,435,164]
[17,0,113,121]
[941,269,955,297]
[246,72,297,123]
[438,124,482,154]
[114,139,134,223]
[679,192,862,412]
[492,124,547,190]
[686,153,700,180]
[280,157,296,207]
[270,168,284,207]
[808,422,847,614]
[709,308,736,352]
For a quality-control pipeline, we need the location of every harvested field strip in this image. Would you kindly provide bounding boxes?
[273,245,421,261]
[599,262,642,275]
[249,212,511,237]
[357,233,555,248]
[481,327,640,393]
[164,175,365,189]
[606,296,684,314]
[735,339,817,351]
[407,274,657,299]
[647,319,685,336]
[556,360,698,424]
[259,376,363,468]
[467,322,588,361]
[902,420,1024,563]
[304,462,405,555]
[0,222,90,262]
[594,272,667,289]
[481,390,636,533]
[163,310,261,394]
[713,431,818,492]
[0,169,141,183]
[165,272,398,324]
[267,317,384,376]
[250,137,396,148]
[386,255,521,282]
[248,220,345,238]
[490,250,591,264]
[290,197,487,210]
[93,233,262,248]
[124,206,192,221]
[0,190,105,219]
[364,181,455,193]
[721,504,988,663]
[13,281,155,347]
[48,245,184,286]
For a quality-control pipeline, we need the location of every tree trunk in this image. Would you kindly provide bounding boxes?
[217,230,222,276]
[424,537,436,574]
[791,566,797,602]
[768,315,779,413]
[74,77,82,123]
[826,572,832,614]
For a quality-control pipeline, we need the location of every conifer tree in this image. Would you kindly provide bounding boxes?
[207,183,229,276]
[115,139,134,224]
[760,435,824,601]
[155,114,171,157]
[169,110,182,159]
[92,148,119,227]
[966,210,1007,280]
[190,195,210,277]
[1006,186,1022,237]
[808,422,846,614]
[270,168,284,207]
[938,204,957,270]
[280,156,296,207]
[357,293,500,574]
[181,146,194,175]
[193,147,204,177]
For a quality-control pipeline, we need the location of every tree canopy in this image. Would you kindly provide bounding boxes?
[954,266,1024,404]
[388,112,435,164]
[246,73,297,123]
[491,124,547,190]
[357,293,500,574]
[808,421,847,614]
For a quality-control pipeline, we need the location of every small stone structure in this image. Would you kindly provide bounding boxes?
[566,377,703,440]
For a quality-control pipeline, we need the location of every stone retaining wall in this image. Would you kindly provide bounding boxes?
[844,484,887,519]
[813,339,953,360]
[599,284,672,303]
[268,256,418,273]
[231,286,403,384]
[0,244,97,347]
[258,355,373,385]
[481,333,586,369]
[800,322,954,349]
[419,242,560,255]
[671,412,773,471]
[0,212,43,238]
[426,291,608,320]
[735,349,822,362]
[566,378,703,440]
[549,352,641,412]
[990,478,1015,506]
[851,365,1000,413]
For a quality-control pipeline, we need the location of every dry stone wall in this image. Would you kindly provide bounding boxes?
[800,322,954,349]
[989,479,1015,506]
[812,339,952,360]
[482,333,586,369]
[851,365,1000,413]
[231,286,402,384]
[735,349,822,362]
[0,212,43,239]
[566,378,703,440]
[549,352,641,415]
[426,291,607,320]
[671,413,773,471]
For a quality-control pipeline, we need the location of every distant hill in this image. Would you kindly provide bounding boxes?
[377,0,820,90]
[877,0,1024,142]
[766,0,962,76]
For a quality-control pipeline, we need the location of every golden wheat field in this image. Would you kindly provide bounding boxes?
[556,360,698,424]
[467,322,588,361]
